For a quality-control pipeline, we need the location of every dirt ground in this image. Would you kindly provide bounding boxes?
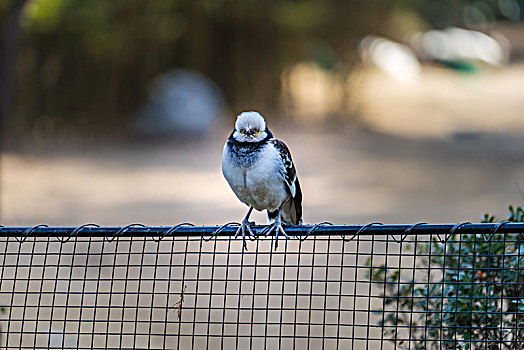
[2,125,524,227]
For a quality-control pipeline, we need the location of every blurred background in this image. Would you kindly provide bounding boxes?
[1,0,524,226]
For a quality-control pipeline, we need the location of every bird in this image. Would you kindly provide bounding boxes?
[222,111,303,249]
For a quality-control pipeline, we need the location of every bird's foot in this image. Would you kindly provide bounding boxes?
[264,219,290,250]
[234,218,256,250]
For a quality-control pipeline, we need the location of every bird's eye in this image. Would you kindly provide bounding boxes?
[239,131,244,135]
[255,130,261,135]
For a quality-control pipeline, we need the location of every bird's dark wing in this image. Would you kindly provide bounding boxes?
[270,139,296,193]
[269,139,303,224]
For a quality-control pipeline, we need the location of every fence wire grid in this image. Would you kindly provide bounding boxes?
[1,223,524,350]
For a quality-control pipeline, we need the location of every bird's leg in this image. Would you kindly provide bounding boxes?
[235,207,256,249]
[264,205,290,250]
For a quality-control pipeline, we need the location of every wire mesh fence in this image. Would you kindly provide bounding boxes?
[1,223,524,349]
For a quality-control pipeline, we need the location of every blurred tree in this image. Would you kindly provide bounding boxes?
[0,0,28,134]
[15,0,524,141]
[4,0,524,141]
[4,0,397,140]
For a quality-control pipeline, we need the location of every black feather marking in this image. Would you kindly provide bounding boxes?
[269,138,303,224]
[226,129,274,166]
[267,209,279,221]
[269,139,296,192]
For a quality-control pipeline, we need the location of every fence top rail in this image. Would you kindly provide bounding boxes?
[0,222,523,242]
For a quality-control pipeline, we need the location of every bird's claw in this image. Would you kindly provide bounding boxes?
[264,220,290,250]
[234,219,256,250]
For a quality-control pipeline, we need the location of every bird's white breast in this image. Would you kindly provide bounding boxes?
[222,142,289,212]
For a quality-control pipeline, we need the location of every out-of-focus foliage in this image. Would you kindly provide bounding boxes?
[5,0,524,139]
[7,0,392,139]
[403,0,524,26]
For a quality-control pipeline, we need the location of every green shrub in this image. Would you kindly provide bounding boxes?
[368,206,524,349]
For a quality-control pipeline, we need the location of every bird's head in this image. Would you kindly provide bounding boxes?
[233,111,269,143]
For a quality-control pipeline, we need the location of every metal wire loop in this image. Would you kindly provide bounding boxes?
[482,220,511,242]
[341,222,383,242]
[297,222,333,242]
[152,223,195,242]
[493,220,511,233]
[260,223,280,237]
[106,223,146,242]
[57,223,101,243]
[16,224,48,243]
[259,224,271,237]
[203,222,241,242]
[392,222,427,243]
[437,222,471,243]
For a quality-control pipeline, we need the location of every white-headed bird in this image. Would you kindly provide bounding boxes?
[222,111,303,249]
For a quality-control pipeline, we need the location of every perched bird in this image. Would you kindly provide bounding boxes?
[222,111,303,249]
